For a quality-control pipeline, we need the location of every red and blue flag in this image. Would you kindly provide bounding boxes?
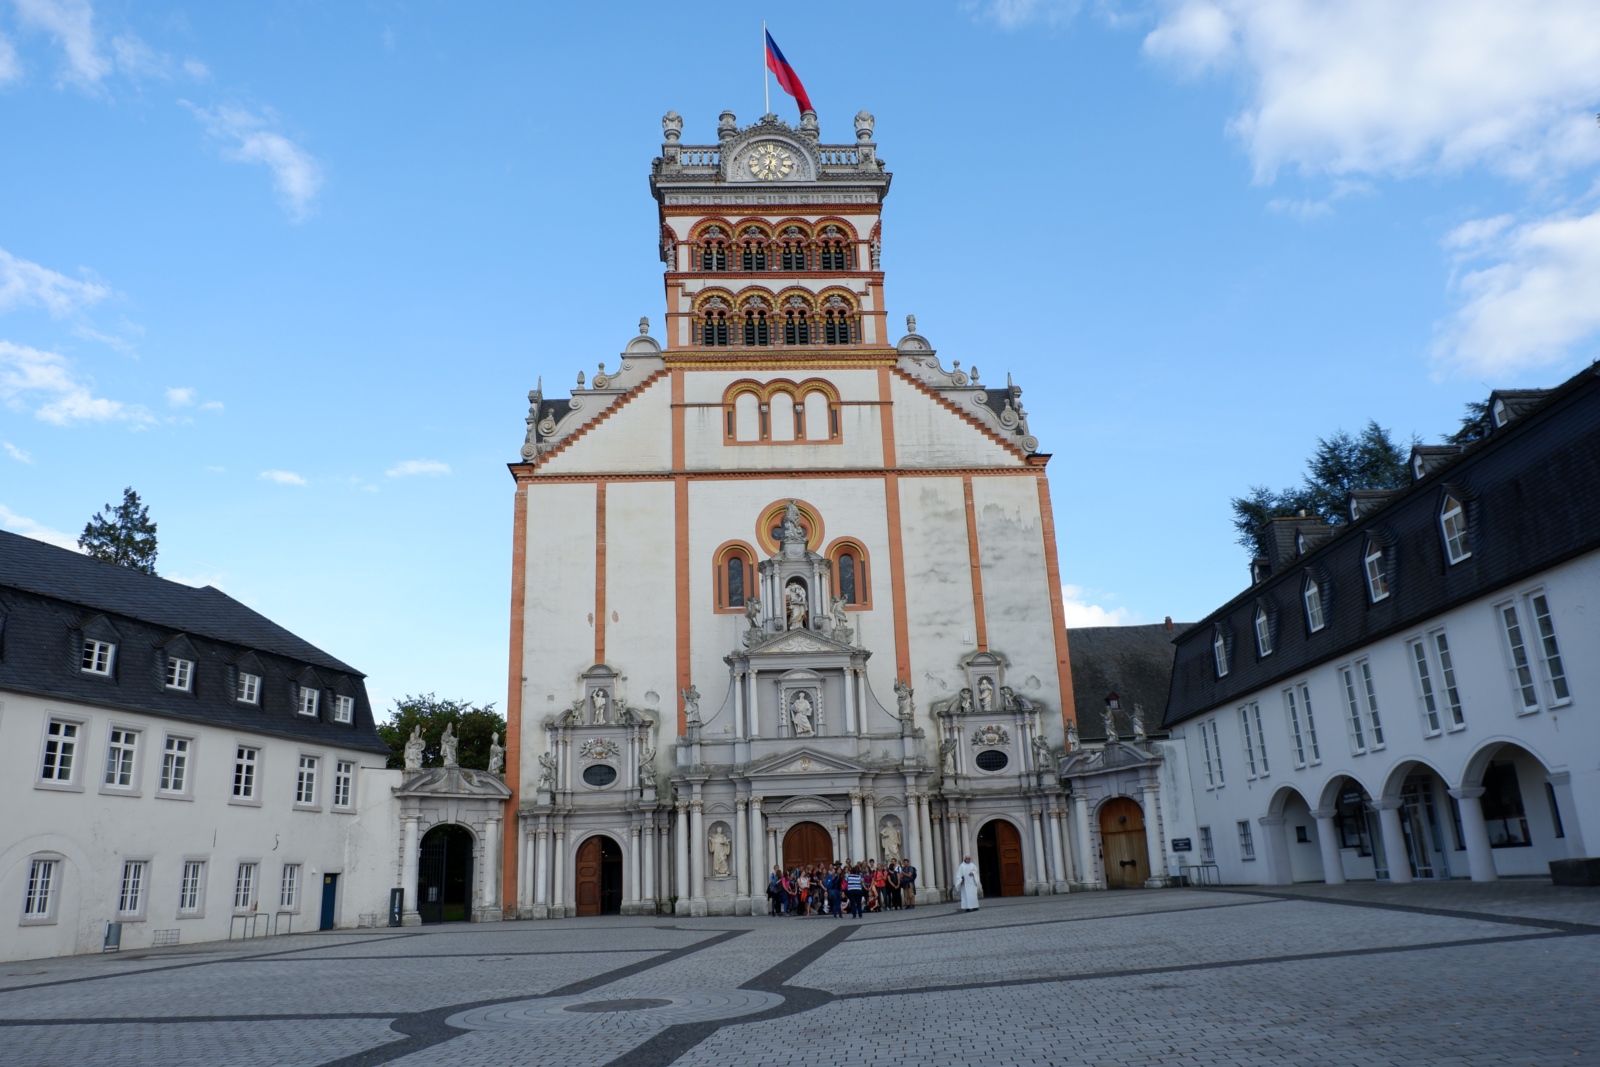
[765,31,813,115]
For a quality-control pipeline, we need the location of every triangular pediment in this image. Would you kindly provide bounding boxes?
[746,746,865,777]
[747,628,857,657]
[394,766,514,799]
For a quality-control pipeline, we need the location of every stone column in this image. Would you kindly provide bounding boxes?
[864,793,878,862]
[627,826,642,907]
[843,668,856,734]
[749,797,766,897]
[1072,793,1096,888]
[551,830,566,912]
[1043,808,1064,885]
[947,811,963,879]
[660,817,673,903]
[959,813,973,869]
[1259,815,1292,886]
[674,802,690,915]
[901,787,921,868]
[1309,808,1345,885]
[917,795,938,895]
[483,815,502,914]
[1030,810,1050,894]
[642,823,657,909]
[1545,771,1586,856]
[849,790,865,860]
[1141,785,1165,886]
[1375,799,1413,884]
[400,813,422,926]
[747,670,760,737]
[1449,787,1500,882]
[734,799,751,914]
[734,671,746,739]
[768,827,778,871]
[516,818,529,913]
[534,827,550,910]
[690,800,707,915]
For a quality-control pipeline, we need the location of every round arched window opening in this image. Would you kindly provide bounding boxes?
[974,749,1008,772]
[582,764,618,787]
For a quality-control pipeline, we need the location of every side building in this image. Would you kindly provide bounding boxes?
[1163,367,1599,886]
[0,531,402,959]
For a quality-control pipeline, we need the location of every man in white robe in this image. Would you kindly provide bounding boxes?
[954,854,981,912]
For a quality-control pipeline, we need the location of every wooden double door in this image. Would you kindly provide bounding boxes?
[574,835,623,916]
[1099,797,1150,889]
[976,819,1025,897]
[782,822,833,870]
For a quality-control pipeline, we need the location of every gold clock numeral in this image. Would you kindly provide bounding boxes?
[748,143,795,180]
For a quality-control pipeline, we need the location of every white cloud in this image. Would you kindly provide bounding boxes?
[14,0,110,86]
[0,247,110,317]
[0,32,20,84]
[966,0,1083,29]
[1142,0,1600,183]
[1060,584,1137,627]
[0,503,79,550]
[386,459,451,477]
[182,57,209,81]
[199,399,223,412]
[259,469,307,486]
[1435,205,1600,375]
[187,104,324,221]
[0,340,147,424]
[165,386,195,407]
[3,440,32,463]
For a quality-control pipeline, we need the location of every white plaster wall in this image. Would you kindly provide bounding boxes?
[1152,739,1201,880]
[536,377,673,475]
[890,376,1021,469]
[898,477,980,703]
[0,691,395,961]
[681,368,885,472]
[605,481,679,718]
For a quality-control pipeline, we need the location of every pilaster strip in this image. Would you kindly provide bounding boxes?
[962,475,989,653]
[1035,473,1077,733]
[673,369,691,736]
[878,366,912,682]
[594,481,608,665]
[503,483,528,910]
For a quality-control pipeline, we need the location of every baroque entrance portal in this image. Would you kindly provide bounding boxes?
[782,822,833,869]
[418,824,474,923]
[976,819,1025,897]
[575,836,623,916]
[1100,797,1149,889]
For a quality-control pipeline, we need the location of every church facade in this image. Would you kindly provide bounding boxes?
[502,108,1104,917]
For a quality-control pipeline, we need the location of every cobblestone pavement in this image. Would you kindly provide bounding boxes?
[3,883,1596,1066]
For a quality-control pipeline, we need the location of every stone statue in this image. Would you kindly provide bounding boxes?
[1000,685,1018,712]
[894,678,914,720]
[879,820,901,862]
[593,689,609,725]
[1133,703,1148,742]
[709,825,732,877]
[1067,719,1080,752]
[780,500,806,544]
[558,699,581,726]
[681,684,701,725]
[536,751,557,790]
[487,732,504,775]
[978,676,996,712]
[1032,734,1053,771]
[958,688,974,715]
[940,737,958,774]
[403,725,424,771]
[1103,707,1119,743]
[439,723,459,768]
[662,110,683,141]
[744,596,762,628]
[790,690,815,736]
[785,580,809,630]
[828,595,852,643]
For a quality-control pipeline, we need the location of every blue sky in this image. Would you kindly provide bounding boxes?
[3,1,1598,715]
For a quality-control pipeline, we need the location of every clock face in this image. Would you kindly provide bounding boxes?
[748,143,796,180]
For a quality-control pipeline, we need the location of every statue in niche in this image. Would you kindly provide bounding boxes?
[439,723,459,768]
[1032,734,1053,771]
[780,500,807,544]
[1103,706,1119,743]
[1067,720,1080,752]
[1133,703,1148,742]
[894,678,914,721]
[708,825,732,877]
[487,732,505,775]
[958,688,974,715]
[977,677,996,712]
[638,745,656,788]
[1000,686,1019,712]
[681,684,701,725]
[537,751,557,790]
[828,595,852,643]
[403,726,425,771]
[939,737,958,774]
[879,820,901,862]
[785,580,809,630]
[592,689,610,725]
[790,690,816,735]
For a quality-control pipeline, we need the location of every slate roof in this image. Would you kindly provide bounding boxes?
[1068,623,1191,741]
[0,530,388,753]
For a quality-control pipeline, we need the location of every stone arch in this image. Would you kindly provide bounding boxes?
[1266,783,1315,817]
[572,831,625,917]
[1458,736,1559,790]
[974,815,1027,897]
[1316,770,1376,812]
[418,822,477,924]
[1380,756,1456,801]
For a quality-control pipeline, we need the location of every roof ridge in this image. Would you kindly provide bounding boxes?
[890,367,1031,461]
[529,368,672,469]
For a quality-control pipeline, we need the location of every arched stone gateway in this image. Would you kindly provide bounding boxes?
[418,824,475,924]
[1098,798,1148,889]
[574,835,624,916]
[976,819,1025,897]
[782,821,833,869]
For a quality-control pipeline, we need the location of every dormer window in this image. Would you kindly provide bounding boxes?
[297,685,320,718]
[1303,576,1327,632]
[1440,494,1471,563]
[333,695,355,724]
[236,672,261,704]
[81,639,116,676]
[1492,398,1509,427]
[1296,532,1307,555]
[1213,628,1229,678]
[1254,607,1273,657]
[1363,542,1389,602]
[165,657,194,691]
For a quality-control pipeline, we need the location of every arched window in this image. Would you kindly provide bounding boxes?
[1363,541,1389,602]
[828,540,871,608]
[819,295,856,345]
[778,225,808,270]
[1254,606,1272,657]
[782,296,812,345]
[695,297,731,346]
[699,225,728,271]
[801,389,832,440]
[722,381,841,446]
[741,298,771,346]
[1440,494,1471,563]
[817,225,852,270]
[738,226,769,272]
[732,392,760,441]
[713,542,757,612]
[1303,576,1327,632]
[768,392,797,442]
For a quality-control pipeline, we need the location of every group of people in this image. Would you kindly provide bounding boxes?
[766,859,917,918]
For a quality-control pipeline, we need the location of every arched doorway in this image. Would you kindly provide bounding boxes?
[418,824,474,923]
[976,819,1025,897]
[575,836,623,916]
[1099,798,1149,889]
[782,822,833,870]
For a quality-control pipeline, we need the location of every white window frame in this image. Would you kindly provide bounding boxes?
[333,695,354,724]
[1239,705,1259,778]
[1430,629,1466,730]
[1254,607,1272,657]
[1296,682,1321,764]
[1338,666,1367,755]
[1409,637,1443,735]
[20,855,62,925]
[1208,720,1225,786]
[1198,826,1214,863]
[1237,820,1256,861]
[1356,659,1385,749]
[1286,686,1310,767]
[1363,542,1389,602]
[1212,628,1229,678]
[178,860,207,918]
[101,725,142,795]
[165,657,194,692]
[117,859,150,920]
[157,735,195,799]
[1525,590,1571,707]
[294,754,320,808]
[236,671,261,705]
[37,716,86,791]
[332,759,356,810]
[1200,720,1217,788]
[80,638,116,676]
[1440,494,1471,564]
[231,745,261,805]
[1496,599,1541,714]
[279,864,301,912]
[297,685,320,718]
[233,862,259,913]
[1303,577,1326,633]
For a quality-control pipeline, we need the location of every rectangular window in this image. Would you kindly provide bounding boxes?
[1304,580,1326,632]
[160,737,191,793]
[297,686,320,718]
[1358,660,1385,748]
[295,755,318,805]
[40,720,79,781]
[1198,826,1214,863]
[1499,602,1541,713]
[165,657,194,691]
[1364,545,1389,601]
[233,747,258,799]
[233,863,257,910]
[1410,640,1442,734]
[81,638,115,675]
[333,695,354,724]
[1237,820,1256,861]
[1340,667,1367,754]
[237,672,261,705]
[179,861,205,914]
[1286,687,1308,767]
[1213,630,1229,677]
[1255,609,1273,656]
[1239,706,1258,777]
[1297,683,1320,763]
[1432,630,1465,728]
[23,859,57,917]
[1252,702,1270,775]
[118,860,146,915]
[279,864,300,910]
[1208,720,1225,785]
[104,728,138,788]
[334,760,355,808]
[1528,593,1570,705]
[1441,496,1471,563]
[1200,720,1216,788]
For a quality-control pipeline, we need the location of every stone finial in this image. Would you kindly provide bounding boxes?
[638,316,650,336]
[577,370,585,386]
[854,110,875,142]
[661,110,683,142]
[718,110,738,140]
[799,109,819,140]
[906,313,916,334]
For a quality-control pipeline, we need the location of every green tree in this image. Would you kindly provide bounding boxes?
[1448,400,1492,446]
[1230,421,1411,559]
[79,487,159,574]
[378,694,504,771]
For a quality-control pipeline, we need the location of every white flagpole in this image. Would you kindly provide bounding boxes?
[763,20,770,115]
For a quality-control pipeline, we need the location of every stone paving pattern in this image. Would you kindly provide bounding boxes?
[0,883,1594,1066]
